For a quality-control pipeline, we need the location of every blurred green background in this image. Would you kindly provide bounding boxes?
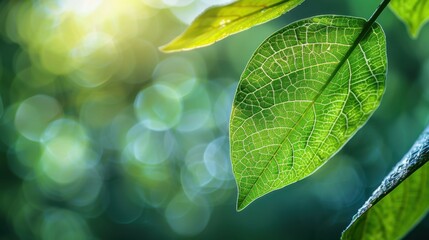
[0,0,428,239]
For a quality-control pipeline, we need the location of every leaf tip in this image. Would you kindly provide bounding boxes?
[158,40,203,53]
[236,201,247,212]
[408,27,421,39]
[158,36,191,53]
[236,189,255,212]
[158,43,178,53]
[235,187,249,212]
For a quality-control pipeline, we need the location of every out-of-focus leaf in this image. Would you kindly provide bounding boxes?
[342,126,429,240]
[390,0,429,37]
[230,15,387,211]
[160,0,304,52]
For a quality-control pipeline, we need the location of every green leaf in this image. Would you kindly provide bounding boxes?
[160,0,304,52]
[342,126,429,240]
[390,0,429,37]
[230,15,387,211]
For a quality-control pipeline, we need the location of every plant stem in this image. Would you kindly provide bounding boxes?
[350,123,429,221]
[314,0,391,111]
[368,0,392,24]
[359,0,392,41]
[364,0,390,33]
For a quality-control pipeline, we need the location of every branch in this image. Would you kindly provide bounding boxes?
[352,124,429,221]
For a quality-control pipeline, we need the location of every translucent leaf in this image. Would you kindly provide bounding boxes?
[390,0,429,37]
[230,15,387,211]
[342,126,429,240]
[160,0,304,52]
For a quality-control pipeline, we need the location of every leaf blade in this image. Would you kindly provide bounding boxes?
[230,15,387,211]
[160,0,304,52]
[342,126,429,240]
[390,0,429,37]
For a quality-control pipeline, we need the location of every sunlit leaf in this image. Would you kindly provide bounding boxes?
[390,0,429,37]
[342,126,429,240]
[160,0,304,52]
[230,15,387,211]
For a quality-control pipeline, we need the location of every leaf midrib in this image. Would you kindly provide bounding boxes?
[238,19,378,210]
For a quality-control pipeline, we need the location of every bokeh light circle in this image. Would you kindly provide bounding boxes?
[165,192,211,236]
[15,95,62,142]
[203,136,233,181]
[39,118,95,185]
[70,32,118,88]
[176,84,212,132]
[41,208,92,240]
[126,123,174,165]
[69,168,103,209]
[134,84,183,131]
[181,144,215,199]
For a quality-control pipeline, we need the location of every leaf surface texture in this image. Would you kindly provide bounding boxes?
[230,15,387,210]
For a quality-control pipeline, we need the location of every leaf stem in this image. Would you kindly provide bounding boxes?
[362,0,392,38]
[339,0,391,66]
[321,0,391,105]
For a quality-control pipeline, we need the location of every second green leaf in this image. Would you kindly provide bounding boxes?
[160,0,304,52]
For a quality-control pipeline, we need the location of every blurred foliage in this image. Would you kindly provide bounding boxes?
[390,0,429,37]
[0,0,428,239]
